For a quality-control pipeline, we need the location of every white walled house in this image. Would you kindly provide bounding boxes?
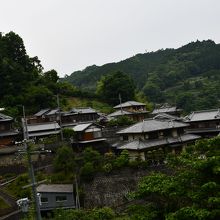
[116,118,200,162]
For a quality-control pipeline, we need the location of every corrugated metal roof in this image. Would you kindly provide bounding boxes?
[117,134,200,150]
[37,184,73,193]
[28,130,60,137]
[46,109,59,116]
[34,109,50,117]
[185,109,220,122]
[73,123,92,132]
[77,138,106,143]
[27,122,60,132]
[114,101,146,109]
[117,119,188,134]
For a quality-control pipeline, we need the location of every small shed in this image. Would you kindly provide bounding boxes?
[37,184,75,211]
[72,123,105,143]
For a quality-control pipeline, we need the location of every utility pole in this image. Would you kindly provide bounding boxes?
[22,106,42,220]
[119,93,123,114]
[57,94,63,141]
[75,174,80,209]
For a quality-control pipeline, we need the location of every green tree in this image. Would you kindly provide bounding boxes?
[108,116,135,127]
[54,207,115,220]
[131,137,220,219]
[143,81,163,102]
[43,69,59,83]
[114,150,130,168]
[80,162,96,181]
[63,128,75,140]
[96,71,135,105]
[54,146,75,174]
[82,148,102,168]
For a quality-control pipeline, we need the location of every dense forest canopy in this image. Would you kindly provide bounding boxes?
[0,32,78,116]
[65,40,220,112]
[96,71,135,105]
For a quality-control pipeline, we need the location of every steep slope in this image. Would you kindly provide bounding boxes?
[64,40,220,112]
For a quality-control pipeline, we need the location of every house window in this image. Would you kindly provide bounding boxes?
[122,135,128,141]
[41,197,48,203]
[148,132,158,139]
[56,196,67,202]
[164,129,171,136]
[0,124,5,131]
[94,131,102,138]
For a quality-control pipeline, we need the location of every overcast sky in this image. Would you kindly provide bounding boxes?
[1,0,220,77]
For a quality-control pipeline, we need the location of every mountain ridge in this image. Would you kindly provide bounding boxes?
[64,40,220,112]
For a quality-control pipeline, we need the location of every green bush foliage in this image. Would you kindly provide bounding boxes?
[96,71,135,105]
[131,137,220,219]
[53,145,75,174]
[108,116,135,127]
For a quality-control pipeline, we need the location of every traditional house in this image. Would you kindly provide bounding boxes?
[27,109,60,124]
[110,101,149,122]
[37,184,75,211]
[72,123,106,145]
[184,109,220,137]
[0,113,18,146]
[61,107,99,127]
[25,122,60,139]
[151,104,182,117]
[115,118,200,162]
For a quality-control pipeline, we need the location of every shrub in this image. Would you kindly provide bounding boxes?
[102,163,113,173]
[114,150,130,168]
[80,162,96,181]
[108,116,135,127]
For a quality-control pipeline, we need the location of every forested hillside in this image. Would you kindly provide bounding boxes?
[65,40,220,112]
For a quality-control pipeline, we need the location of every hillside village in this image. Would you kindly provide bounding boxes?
[0,32,220,220]
[0,100,220,219]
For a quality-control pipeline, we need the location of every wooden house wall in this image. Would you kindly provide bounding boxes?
[0,122,12,131]
[0,137,14,146]
[82,132,94,141]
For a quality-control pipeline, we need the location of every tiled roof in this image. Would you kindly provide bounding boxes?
[152,106,180,114]
[153,113,181,121]
[114,101,146,109]
[37,184,73,193]
[70,107,97,114]
[117,119,188,134]
[185,109,220,122]
[117,134,200,150]
[108,110,132,117]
